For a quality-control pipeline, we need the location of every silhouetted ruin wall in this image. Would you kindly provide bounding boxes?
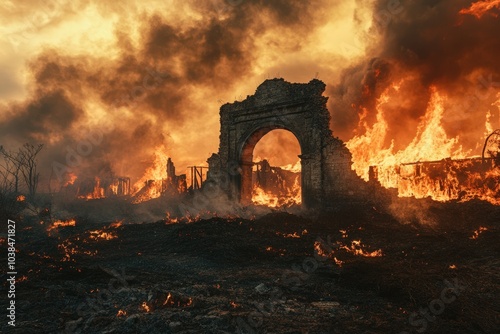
[207,78,366,209]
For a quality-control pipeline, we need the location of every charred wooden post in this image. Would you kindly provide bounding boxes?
[368,166,378,182]
[117,177,130,196]
[188,166,208,190]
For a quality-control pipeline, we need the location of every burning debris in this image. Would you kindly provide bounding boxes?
[252,159,301,207]
[368,130,500,204]
[470,226,489,239]
[62,174,131,200]
[132,152,187,203]
[46,219,76,234]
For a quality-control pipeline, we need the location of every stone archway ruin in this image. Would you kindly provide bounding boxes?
[207,78,363,209]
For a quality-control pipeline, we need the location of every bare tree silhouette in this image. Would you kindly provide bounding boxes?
[0,143,44,198]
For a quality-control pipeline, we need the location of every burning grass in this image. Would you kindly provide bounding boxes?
[46,219,76,231]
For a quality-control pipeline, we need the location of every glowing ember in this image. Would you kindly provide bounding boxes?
[141,301,151,312]
[116,310,127,317]
[340,240,383,257]
[276,231,301,238]
[314,235,382,267]
[109,221,123,228]
[314,241,330,257]
[82,221,122,242]
[313,241,344,267]
[470,226,488,239]
[165,212,179,224]
[449,264,457,269]
[163,293,193,307]
[163,292,173,306]
[88,230,117,241]
[47,219,76,232]
[16,195,25,202]
[230,301,239,308]
[58,240,78,262]
[16,275,28,283]
[333,257,344,267]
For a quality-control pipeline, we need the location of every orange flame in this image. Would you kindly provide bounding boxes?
[163,292,193,307]
[163,292,172,306]
[63,172,78,187]
[346,85,500,204]
[313,241,344,267]
[78,177,105,200]
[347,87,466,184]
[470,226,488,239]
[132,145,170,203]
[251,172,301,207]
[460,0,500,18]
[340,240,383,257]
[281,160,301,173]
[109,220,123,228]
[252,186,280,207]
[88,230,117,241]
[47,219,76,232]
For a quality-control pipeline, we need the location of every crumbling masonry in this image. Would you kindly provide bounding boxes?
[206,78,364,209]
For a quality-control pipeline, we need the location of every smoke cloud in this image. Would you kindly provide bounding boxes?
[0,0,339,190]
[1,0,498,193]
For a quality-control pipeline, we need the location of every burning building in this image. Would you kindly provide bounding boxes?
[365,128,500,204]
[76,176,131,199]
[132,157,187,203]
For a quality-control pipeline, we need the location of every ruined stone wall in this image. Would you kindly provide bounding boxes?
[323,139,369,209]
[207,78,366,209]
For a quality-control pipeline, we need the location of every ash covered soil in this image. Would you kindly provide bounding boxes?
[1,200,499,334]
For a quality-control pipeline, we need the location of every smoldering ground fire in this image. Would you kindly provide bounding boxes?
[0,1,499,333]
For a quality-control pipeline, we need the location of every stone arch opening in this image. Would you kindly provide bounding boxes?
[239,127,302,205]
